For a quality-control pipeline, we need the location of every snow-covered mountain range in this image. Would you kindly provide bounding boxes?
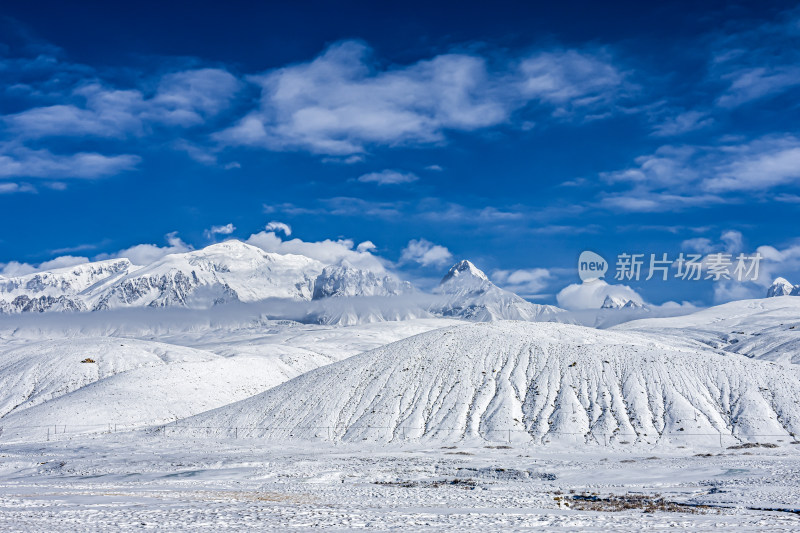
[0,241,324,313]
[0,241,565,323]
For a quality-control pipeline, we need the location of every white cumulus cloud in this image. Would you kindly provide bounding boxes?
[204,223,236,239]
[96,232,193,265]
[215,40,628,156]
[400,239,453,267]
[264,221,292,236]
[246,229,386,272]
[556,279,645,310]
[492,268,552,298]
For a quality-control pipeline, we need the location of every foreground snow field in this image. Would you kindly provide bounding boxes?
[0,435,799,531]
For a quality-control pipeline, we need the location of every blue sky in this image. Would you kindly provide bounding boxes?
[1,1,800,307]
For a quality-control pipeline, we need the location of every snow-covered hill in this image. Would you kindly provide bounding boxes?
[615,296,800,364]
[0,335,339,440]
[0,337,219,419]
[431,260,566,321]
[185,321,800,444]
[0,354,317,438]
[0,314,465,439]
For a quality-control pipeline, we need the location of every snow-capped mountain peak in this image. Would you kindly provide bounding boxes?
[766,277,796,297]
[600,295,628,309]
[433,260,567,321]
[440,260,489,287]
[600,295,646,310]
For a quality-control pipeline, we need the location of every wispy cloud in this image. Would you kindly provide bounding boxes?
[0,182,36,194]
[203,223,236,239]
[4,68,242,140]
[0,143,140,180]
[491,267,552,298]
[711,10,800,108]
[650,110,714,137]
[263,196,532,226]
[215,40,631,155]
[264,221,292,236]
[516,48,629,116]
[596,135,800,211]
[357,169,418,185]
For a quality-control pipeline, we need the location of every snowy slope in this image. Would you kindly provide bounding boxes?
[186,321,800,444]
[0,337,219,418]
[0,315,465,438]
[616,296,800,364]
[432,261,566,321]
[0,335,353,440]
[0,354,313,438]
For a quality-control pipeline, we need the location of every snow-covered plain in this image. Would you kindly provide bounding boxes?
[1,435,799,531]
[1,292,800,529]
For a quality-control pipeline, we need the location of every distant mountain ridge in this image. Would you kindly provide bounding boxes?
[600,295,647,310]
[0,241,326,313]
[0,242,568,324]
[313,261,413,299]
